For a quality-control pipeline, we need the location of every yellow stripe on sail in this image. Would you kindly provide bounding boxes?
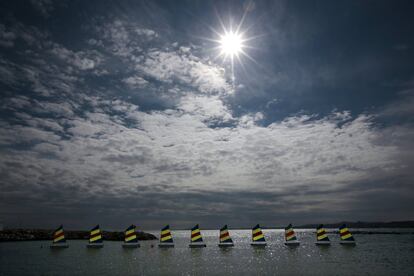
[191,235,201,242]
[161,236,172,242]
[54,235,65,242]
[125,229,135,236]
[341,233,352,240]
[90,235,102,242]
[339,228,349,234]
[55,229,64,236]
[191,229,200,235]
[91,229,101,235]
[221,236,231,242]
[125,235,137,242]
[253,234,264,241]
[317,229,325,234]
[161,229,170,235]
[252,228,262,235]
[317,234,328,240]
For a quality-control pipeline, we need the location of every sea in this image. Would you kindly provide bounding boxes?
[1,229,413,275]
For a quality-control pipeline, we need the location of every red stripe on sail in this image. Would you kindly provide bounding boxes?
[286,231,295,238]
[54,232,64,239]
[161,233,171,239]
[340,231,350,237]
[90,233,101,239]
[220,232,229,239]
[191,233,201,238]
[317,231,326,237]
[253,231,263,238]
[125,232,136,238]
[285,230,294,236]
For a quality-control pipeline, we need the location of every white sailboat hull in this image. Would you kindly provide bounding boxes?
[340,240,356,245]
[250,241,267,246]
[284,240,300,246]
[158,243,174,248]
[122,242,140,248]
[189,242,206,248]
[218,242,234,247]
[50,243,69,248]
[87,243,104,248]
[315,241,331,245]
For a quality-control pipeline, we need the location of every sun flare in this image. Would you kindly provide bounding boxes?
[220,32,243,58]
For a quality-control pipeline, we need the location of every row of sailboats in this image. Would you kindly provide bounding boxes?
[50,223,356,248]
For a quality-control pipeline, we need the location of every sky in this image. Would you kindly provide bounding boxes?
[0,0,413,230]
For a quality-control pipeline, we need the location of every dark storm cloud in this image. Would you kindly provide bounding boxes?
[0,0,413,229]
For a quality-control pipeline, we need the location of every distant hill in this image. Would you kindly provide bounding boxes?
[0,229,157,242]
[296,221,414,229]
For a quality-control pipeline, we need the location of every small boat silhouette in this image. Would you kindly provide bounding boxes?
[189,224,206,248]
[284,224,300,246]
[87,225,104,248]
[50,225,69,248]
[122,225,140,248]
[250,224,267,246]
[218,225,234,247]
[339,224,356,245]
[315,224,330,245]
[159,225,174,248]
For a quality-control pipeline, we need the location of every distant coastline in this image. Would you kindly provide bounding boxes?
[1,221,413,242]
[155,220,414,231]
[0,229,157,242]
[295,220,414,229]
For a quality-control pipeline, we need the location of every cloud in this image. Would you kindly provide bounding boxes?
[178,94,234,124]
[122,75,148,88]
[30,0,55,17]
[0,7,413,228]
[138,49,232,95]
[96,20,157,58]
[0,24,16,47]
[50,45,101,70]
[380,81,414,119]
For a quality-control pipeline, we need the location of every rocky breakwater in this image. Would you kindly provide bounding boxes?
[0,229,157,242]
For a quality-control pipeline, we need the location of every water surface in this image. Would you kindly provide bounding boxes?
[1,229,413,275]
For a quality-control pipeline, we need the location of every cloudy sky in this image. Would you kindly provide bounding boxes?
[1,0,413,230]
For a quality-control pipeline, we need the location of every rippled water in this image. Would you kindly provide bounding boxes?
[1,229,413,275]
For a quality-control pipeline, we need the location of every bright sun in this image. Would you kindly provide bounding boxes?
[220,31,243,58]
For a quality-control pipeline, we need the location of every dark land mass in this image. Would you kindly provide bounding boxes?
[295,220,414,229]
[0,229,157,242]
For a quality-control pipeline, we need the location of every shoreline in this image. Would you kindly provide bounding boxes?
[0,229,157,242]
[1,228,413,242]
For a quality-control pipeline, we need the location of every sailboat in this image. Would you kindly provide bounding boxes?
[315,224,330,245]
[218,225,234,247]
[87,225,104,248]
[122,225,140,248]
[189,224,206,248]
[251,224,267,246]
[339,224,356,245]
[284,224,300,245]
[50,225,69,248]
[158,225,174,248]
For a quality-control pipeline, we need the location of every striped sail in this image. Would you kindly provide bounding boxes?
[191,224,203,243]
[219,225,233,243]
[160,225,173,243]
[285,224,297,241]
[252,224,265,242]
[89,225,103,243]
[53,225,66,243]
[339,224,355,241]
[316,224,329,241]
[124,225,138,243]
